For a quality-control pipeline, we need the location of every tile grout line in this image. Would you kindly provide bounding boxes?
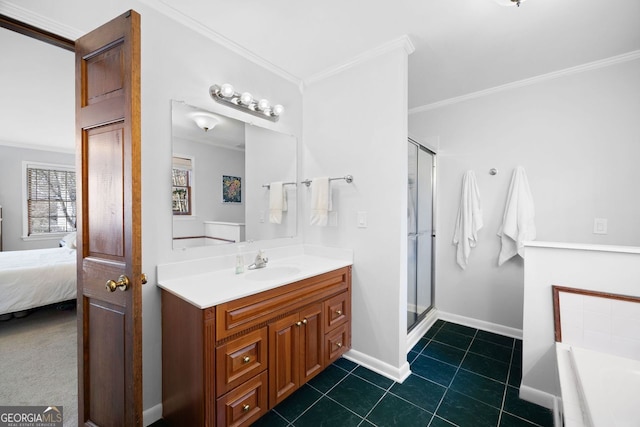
[427,323,478,427]
[496,338,516,426]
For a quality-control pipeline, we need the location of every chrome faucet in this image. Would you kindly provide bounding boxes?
[248,249,268,270]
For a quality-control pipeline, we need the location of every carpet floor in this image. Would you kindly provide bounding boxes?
[0,303,78,427]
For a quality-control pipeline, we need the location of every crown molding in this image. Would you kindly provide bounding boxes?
[0,139,74,154]
[409,50,640,114]
[303,35,415,87]
[0,1,83,40]
[143,0,301,86]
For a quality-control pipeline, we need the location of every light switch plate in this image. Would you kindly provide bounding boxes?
[357,211,368,228]
[593,218,607,235]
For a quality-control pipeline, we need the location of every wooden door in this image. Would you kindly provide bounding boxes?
[268,312,300,407]
[299,304,324,383]
[75,10,142,427]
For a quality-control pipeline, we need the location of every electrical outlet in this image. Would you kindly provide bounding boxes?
[593,218,607,235]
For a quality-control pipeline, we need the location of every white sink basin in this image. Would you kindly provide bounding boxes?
[245,266,301,281]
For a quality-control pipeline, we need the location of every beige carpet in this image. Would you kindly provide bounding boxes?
[0,304,78,427]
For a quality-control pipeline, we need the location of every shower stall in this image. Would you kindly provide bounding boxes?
[407,139,435,331]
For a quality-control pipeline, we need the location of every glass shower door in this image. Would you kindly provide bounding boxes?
[408,140,434,331]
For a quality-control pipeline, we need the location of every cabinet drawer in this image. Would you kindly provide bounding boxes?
[216,267,350,340]
[216,328,268,397]
[324,291,349,333]
[216,371,268,427]
[325,322,350,365]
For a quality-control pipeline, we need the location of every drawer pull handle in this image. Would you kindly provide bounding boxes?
[242,404,250,412]
[242,356,251,364]
[336,342,343,348]
[296,321,302,327]
[336,310,342,316]
[302,318,308,325]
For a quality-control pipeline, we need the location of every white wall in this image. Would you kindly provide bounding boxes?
[409,58,640,332]
[302,44,411,378]
[0,26,74,152]
[522,243,640,403]
[0,146,75,250]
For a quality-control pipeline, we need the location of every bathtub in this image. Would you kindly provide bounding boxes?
[556,343,640,427]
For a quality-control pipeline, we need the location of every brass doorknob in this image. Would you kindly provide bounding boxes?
[336,342,343,348]
[302,318,308,325]
[336,310,342,316]
[242,404,250,412]
[141,273,148,285]
[243,356,251,364]
[106,275,130,292]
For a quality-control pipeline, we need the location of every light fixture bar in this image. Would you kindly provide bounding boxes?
[209,84,283,122]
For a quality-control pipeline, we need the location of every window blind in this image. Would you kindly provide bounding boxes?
[27,167,77,235]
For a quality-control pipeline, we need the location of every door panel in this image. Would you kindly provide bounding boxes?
[268,312,299,407]
[87,124,125,259]
[76,10,142,427]
[300,304,323,382]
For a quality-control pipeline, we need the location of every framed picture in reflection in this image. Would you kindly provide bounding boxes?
[222,175,242,204]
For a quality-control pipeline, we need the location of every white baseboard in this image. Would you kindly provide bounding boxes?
[519,384,556,410]
[343,349,411,384]
[407,308,439,352]
[143,403,162,426]
[438,311,523,340]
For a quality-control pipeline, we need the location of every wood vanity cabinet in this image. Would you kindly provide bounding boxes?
[162,266,351,427]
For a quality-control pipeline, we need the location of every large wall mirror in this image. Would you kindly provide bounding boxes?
[171,100,297,249]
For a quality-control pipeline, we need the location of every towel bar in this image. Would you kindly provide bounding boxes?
[301,175,353,187]
[262,182,297,189]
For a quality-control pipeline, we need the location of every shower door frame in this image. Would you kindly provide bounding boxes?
[407,138,436,332]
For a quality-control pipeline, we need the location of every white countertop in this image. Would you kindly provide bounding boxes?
[157,245,353,309]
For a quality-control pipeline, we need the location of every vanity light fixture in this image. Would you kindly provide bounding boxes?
[189,111,220,132]
[209,83,284,122]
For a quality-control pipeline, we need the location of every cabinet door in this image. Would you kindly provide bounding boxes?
[268,312,300,407]
[299,303,324,383]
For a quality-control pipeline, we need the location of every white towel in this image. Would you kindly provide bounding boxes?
[269,182,287,224]
[452,171,483,269]
[498,166,536,266]
[310,177,331,226]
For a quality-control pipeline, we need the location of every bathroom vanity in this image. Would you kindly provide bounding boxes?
[158,250,352,427]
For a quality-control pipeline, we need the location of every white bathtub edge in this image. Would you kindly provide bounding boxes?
[555,343,588,427]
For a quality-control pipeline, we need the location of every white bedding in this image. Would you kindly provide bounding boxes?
[0,247,77,315]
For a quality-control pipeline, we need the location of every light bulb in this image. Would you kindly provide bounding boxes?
[257,99,270,111]
[272,104,284,116]
[240,92,253,105]
[220,83,235,98]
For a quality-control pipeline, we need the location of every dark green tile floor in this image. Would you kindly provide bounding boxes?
[152,320,553,427]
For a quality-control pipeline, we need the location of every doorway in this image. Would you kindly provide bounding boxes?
[407,139,435,331]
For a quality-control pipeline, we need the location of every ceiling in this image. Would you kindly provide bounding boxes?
[157,0,640,109]
[3,0,639,117]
